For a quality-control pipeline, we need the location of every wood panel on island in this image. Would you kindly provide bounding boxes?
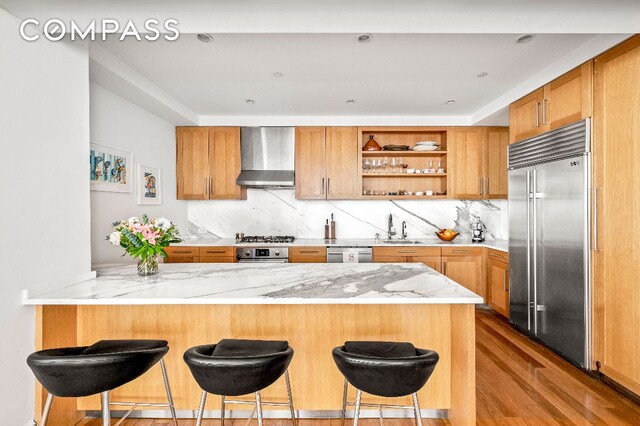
[176,126,246,200]
[509,61,593,144]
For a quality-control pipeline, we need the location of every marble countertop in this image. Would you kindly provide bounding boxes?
[177,237,508,252]
[23,263,483,306]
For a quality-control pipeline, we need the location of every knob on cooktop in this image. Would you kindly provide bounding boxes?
[274,251,280,256]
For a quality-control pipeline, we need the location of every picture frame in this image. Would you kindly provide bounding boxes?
[90,142,133,193]
[136,163,162,205]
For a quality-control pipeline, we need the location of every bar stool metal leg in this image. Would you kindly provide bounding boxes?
[411,393,423,426]
[39,393,54,426]
[100,391,111,426]
[255,391,264,426]
[341,379,348,426]
[285,370,296,426]
[195,390,207,426]
[353,389,362,426]
[160,359,179,426]
[221,395,226,426]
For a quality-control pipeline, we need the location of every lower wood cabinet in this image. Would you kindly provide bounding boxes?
[441,247,484,296]
[164,246,200,263]
[487,249,509,317]
[289,246,327,263]
[373,247,442,273]
[164,246,235,263]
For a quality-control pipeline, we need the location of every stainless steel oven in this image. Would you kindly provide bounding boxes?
[235,247,289,263]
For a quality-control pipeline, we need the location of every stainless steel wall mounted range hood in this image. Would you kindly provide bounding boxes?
[236,127,295,187]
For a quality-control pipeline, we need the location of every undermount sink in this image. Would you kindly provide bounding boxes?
[381,239,423,244]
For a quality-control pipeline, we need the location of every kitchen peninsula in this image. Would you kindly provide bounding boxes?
[25,262,481,426]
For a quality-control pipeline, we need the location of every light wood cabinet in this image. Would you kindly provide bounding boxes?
[450,128,485,199]
[485,127,509,198]
[199,246,236,263]
[442,247,484,297]
[176,127,245,200]
[295,127,360,200]
[592,35,640,395]
[509,62,593,144]
[164,246,200,263]
[509,89,545,144]
[289,246,327,263]
[176,127,210,200]
[487,250,509,318]
[450,127,509,199]
[373,247,442,273]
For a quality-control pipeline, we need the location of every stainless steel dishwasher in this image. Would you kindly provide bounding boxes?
[326,247,373,263]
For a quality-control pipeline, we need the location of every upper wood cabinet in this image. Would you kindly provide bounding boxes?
[295,126,360,200]
[509,61,593,144]
[176,127,245,200]
[450,127,509,199]
[176,127,210,200]
[592,35,640,394]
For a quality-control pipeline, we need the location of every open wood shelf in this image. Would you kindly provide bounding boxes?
[362,173,447,177]
[362,151,447,156]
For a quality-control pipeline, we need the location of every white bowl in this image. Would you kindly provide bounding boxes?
[415,191,424,196]
[411,146,440,151]
[406,168,415,174]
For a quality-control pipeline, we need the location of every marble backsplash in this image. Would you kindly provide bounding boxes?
[187,189,508,241]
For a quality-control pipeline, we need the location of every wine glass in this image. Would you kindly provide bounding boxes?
[382,157,389,173]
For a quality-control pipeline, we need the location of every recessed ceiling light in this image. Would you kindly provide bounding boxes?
[516,34,535,44]
[445,99,456,105]
[346,99,357,104]
[273,72,283,78]
[245,98,255,104]
[477,71,489,78]
[357,34,372,43]
[197,33,213,43]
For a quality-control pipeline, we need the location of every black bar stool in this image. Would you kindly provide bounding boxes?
[332,341,439,426]
[27,339,178,426]
[184,338,296,426]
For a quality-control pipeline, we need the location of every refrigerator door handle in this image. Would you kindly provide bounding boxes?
[526,169,532,331]
[532,168,538,336]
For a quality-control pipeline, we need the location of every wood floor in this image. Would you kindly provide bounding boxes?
[76,310,640,426]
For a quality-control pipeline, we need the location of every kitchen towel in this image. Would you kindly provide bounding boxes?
[342,249,359,263]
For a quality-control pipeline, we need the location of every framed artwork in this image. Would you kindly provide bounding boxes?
[90,142,133,193]
[137,164,162,205]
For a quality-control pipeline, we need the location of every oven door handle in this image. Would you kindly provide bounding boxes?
[237,259,288,263]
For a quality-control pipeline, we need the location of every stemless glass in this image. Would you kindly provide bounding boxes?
[382,157,389,173]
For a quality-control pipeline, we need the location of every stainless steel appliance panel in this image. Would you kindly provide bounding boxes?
[534,157,589,367]
[508,167,533,332]
[326,247,373,263]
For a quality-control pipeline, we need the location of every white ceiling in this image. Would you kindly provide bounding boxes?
[1,0,639,33]
[94,33,597,117]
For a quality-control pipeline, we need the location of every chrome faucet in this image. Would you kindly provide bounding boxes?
[387,214,396,240]
[401,221,408,240]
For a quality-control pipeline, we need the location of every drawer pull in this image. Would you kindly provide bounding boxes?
[172,250,193,254]
[452,250,469,253]
[299,250,320,254]
[398,250,417,254]
[205,250,228,254]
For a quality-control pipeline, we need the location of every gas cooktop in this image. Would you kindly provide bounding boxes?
[235,234,296,244]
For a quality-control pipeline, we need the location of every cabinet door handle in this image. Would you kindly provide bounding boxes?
[452,250,469,253]
[300,250,320,254]
[204,178,207,196]
[443,261,447,276]
[327,178,330,196]
[593,187,599,251]
[398,250,417,254]
[535,102,540,127]
[486,177,490,195]
[321,178,325,195]
[542,99,548,125]
[479,177,484,195]
[172,250,192,254]
[205,250,227,254]
[210,177,214,196]
[503,270,507,292]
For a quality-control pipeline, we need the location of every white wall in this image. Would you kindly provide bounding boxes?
[90,83,187,264]
[0,7,91,425]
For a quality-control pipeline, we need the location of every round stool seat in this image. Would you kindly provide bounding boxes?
[184,339,293,396]
[332,341,439,397]
[27,339,168,397]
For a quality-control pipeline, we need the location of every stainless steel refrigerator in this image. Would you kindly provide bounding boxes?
[508,119,591,369]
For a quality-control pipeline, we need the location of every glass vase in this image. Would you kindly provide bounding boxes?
[137,255,159,276]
